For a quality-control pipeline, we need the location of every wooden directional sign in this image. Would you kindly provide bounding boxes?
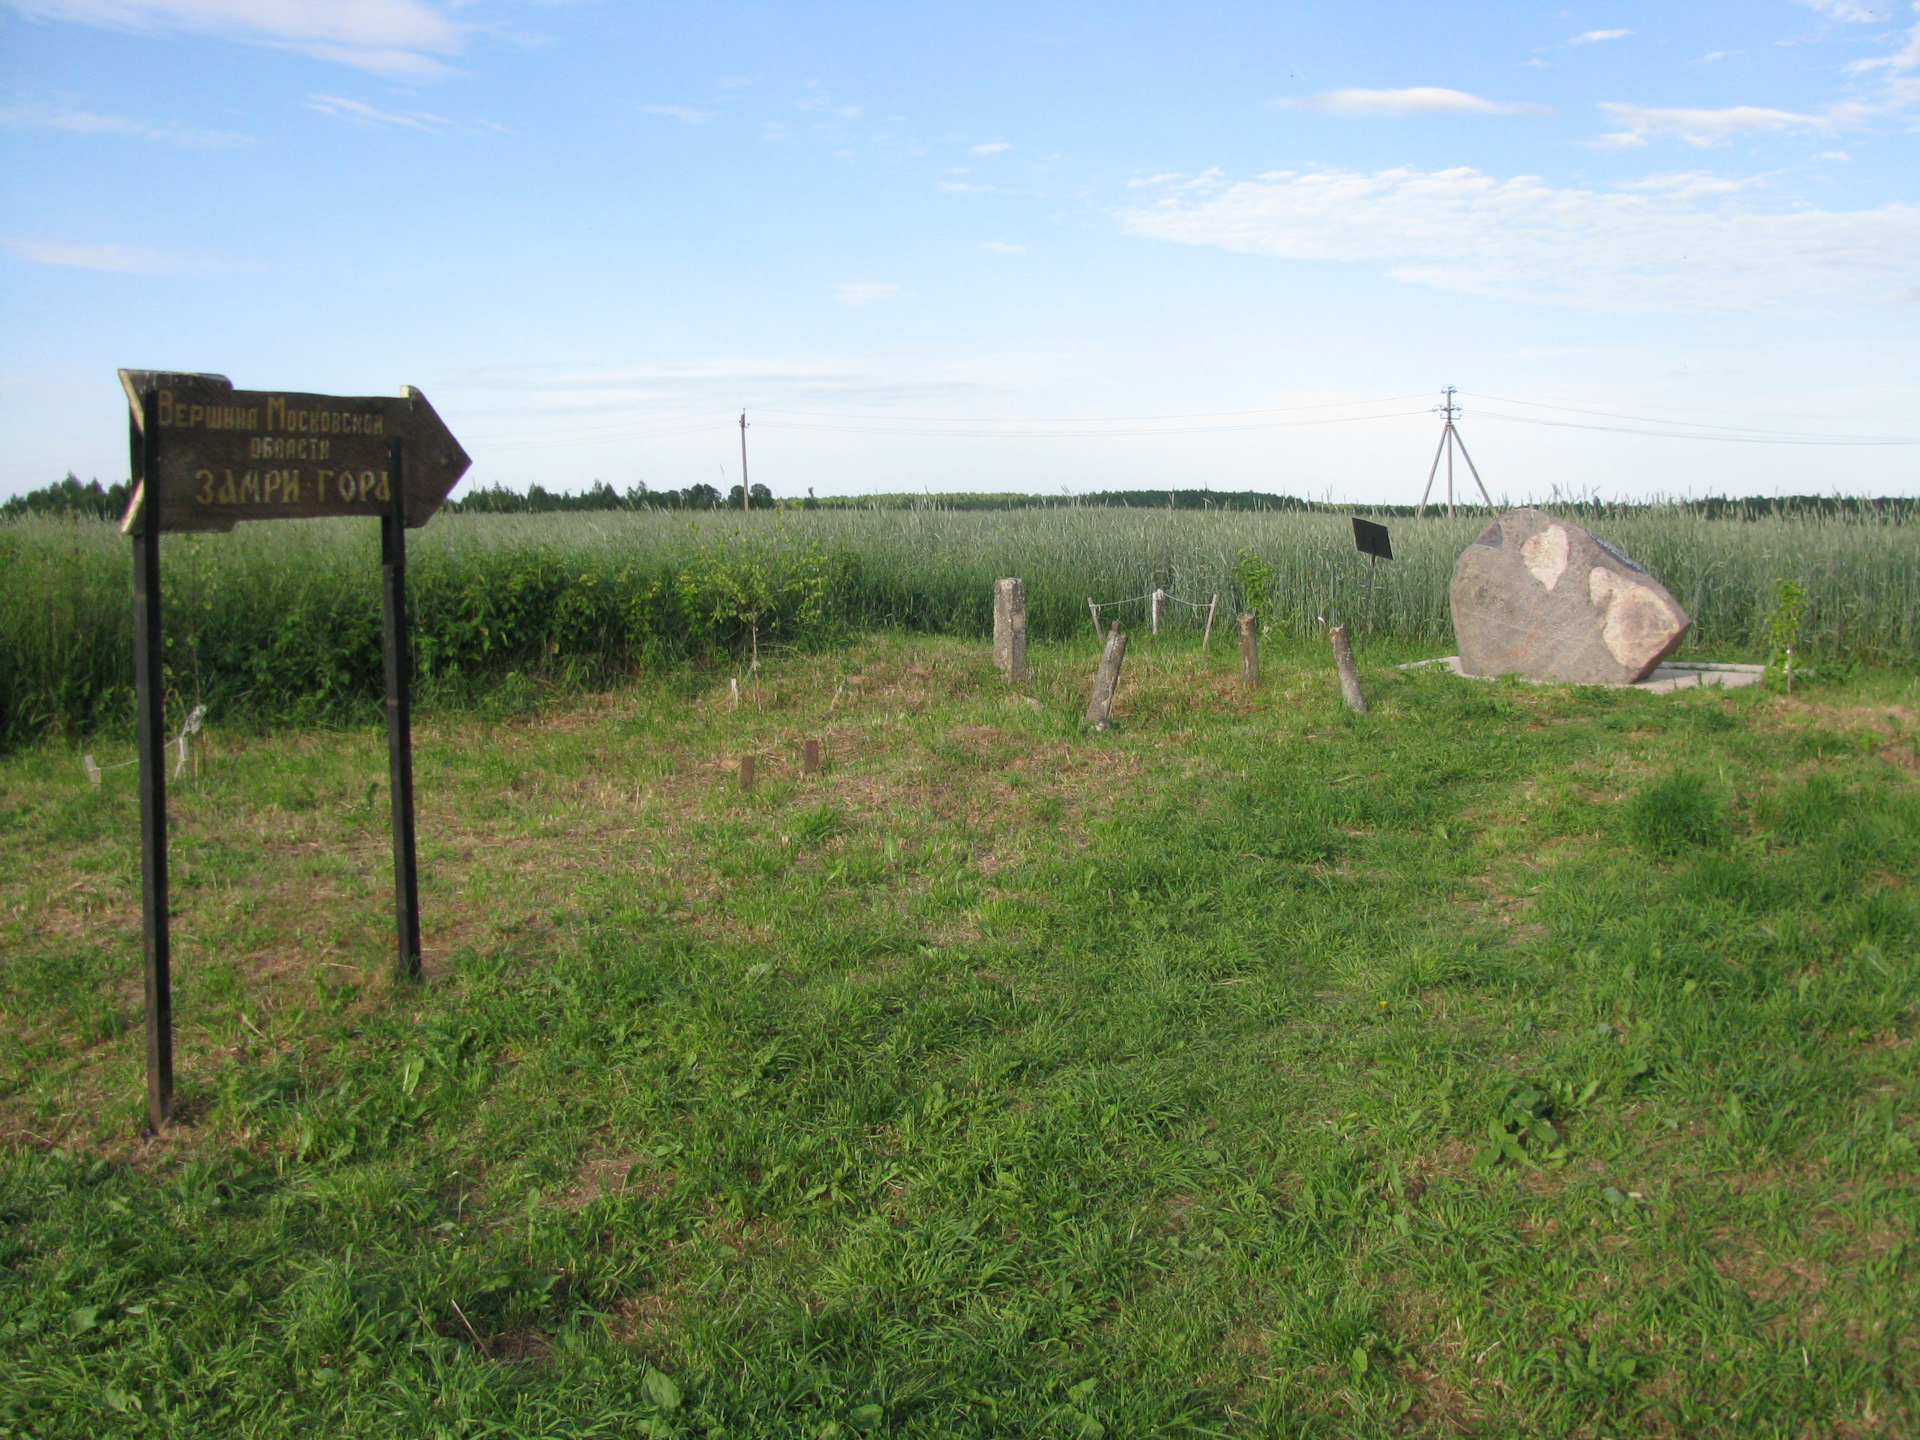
[117,370,470,533]
[118,367,466,1131]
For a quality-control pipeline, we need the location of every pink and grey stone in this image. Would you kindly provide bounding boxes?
[1450,507,1690,685]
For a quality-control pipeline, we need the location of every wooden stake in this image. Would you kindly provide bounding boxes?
[993,578,1028,682]
[1087,597,1102,638]
[739,754,755,791]
[1202,594,1218,650]
[1084,621,1129,730]
[1330,624,1366,713]
[1238,613,1259,685]
[1150,588,1165,636]
[802,738,821,776]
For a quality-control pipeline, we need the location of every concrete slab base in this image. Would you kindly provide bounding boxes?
[1402,657,1767,695]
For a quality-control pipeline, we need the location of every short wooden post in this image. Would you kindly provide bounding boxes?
[739,754,755,791]
[1084,622,1129,730]
[802,738,821,776]
[1202,594,1218,651]
[993,578,1027,682]
[1087,597,1102,638]
[1238,613,1259,685]
[1330,624,1366,714]
[1150,588,1165,636]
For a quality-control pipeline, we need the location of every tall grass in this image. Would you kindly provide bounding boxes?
[4,504,1916,747]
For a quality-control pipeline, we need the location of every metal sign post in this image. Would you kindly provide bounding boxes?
[382,437,422,980]
[129,392,173,1132]
[1351,518,1394,636]
[119,370,468,1125]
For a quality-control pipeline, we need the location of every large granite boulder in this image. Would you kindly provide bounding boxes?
[1451,508,1689,685]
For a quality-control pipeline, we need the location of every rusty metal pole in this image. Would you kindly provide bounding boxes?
[131,389,173,1130]
[382,437,422,982]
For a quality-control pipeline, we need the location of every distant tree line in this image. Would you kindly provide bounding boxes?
[449,481,776,513]
[5,471,1914,523]
[1,475,130,521]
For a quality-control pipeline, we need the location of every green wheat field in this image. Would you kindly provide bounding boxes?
[2,505,1918,1437]
[4,504,1918,748]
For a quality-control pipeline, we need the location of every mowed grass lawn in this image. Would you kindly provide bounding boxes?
[3,635,1918,1438]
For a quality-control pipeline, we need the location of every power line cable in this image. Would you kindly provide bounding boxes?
[1469,410,1920,446]
[1463,392,1920,445]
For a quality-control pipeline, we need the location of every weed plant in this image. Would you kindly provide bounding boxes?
[4,504,1918,750]
[2,637,1917,1436]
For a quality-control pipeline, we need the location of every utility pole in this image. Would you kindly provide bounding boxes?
[1416,386,1493,518]
[739,410,750,511]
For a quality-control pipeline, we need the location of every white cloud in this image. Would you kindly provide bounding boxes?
[640,104,716,125]
[970,140,1012,154]
[1277,86,1550,117]
[1121,166,1920,311]
[0,101,250,145]
[1593,101,1855,147]
[1570,28,1633,44]
[2,0,465,76]
[307,93,455,131]
[1849,1,1920,72]
[1796,0,1880,21]
[836,282,905,306]
[2,237,180,271]
[1619,171,1756,197]
[1819,149,1853,159]
[796,83,861,119]
[979,241,1026,254]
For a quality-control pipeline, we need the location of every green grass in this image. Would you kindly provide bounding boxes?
[3,634,1918,1437]
[5,502,1918,748]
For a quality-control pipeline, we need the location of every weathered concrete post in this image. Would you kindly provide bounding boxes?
[1151,588,1165,636]
[993,578,1028,683]
[1330,624,1366,713]
[1085,622,1129,730]
[1238,613,1259,685]
[739,754,755,791]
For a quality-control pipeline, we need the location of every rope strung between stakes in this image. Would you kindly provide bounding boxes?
[85,704,206,785]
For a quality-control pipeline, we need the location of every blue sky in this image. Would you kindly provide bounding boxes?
[2,0,1916,504]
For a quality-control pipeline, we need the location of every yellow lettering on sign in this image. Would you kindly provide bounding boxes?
[266,396,382,437]
[217,471,237,504]
[239,470,260,503]
[195,470,213,504]
[248,435,330,460]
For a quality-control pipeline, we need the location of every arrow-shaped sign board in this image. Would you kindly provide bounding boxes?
[118,370,471,533]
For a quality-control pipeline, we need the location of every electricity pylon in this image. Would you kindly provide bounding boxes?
[1416,387,1494,518]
